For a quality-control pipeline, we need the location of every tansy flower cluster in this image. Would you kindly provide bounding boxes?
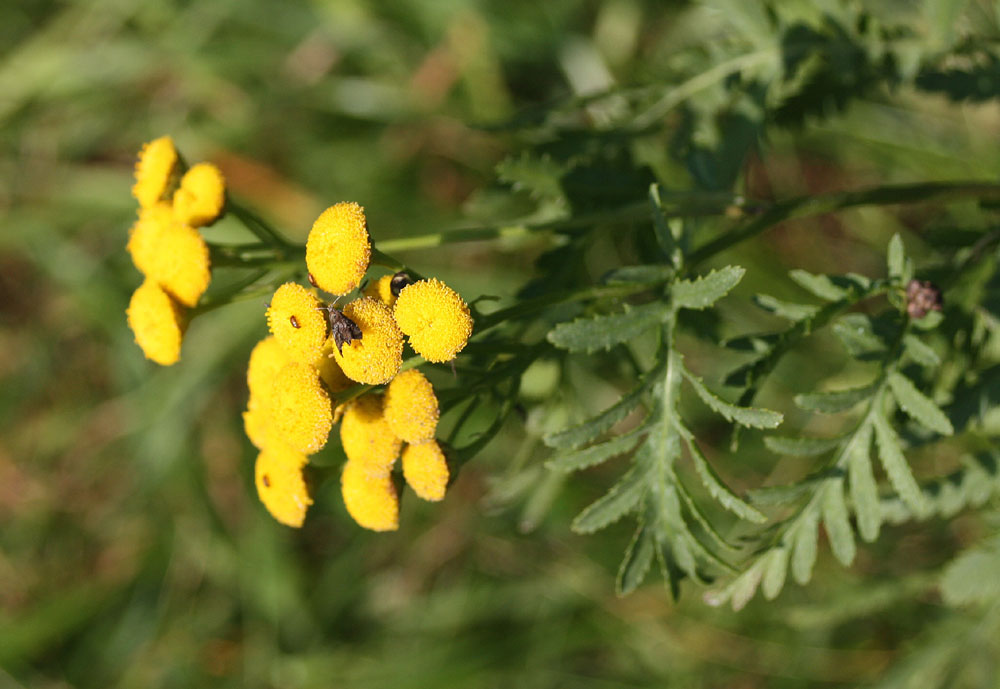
[244,202,473,531]
[125,136,226,365]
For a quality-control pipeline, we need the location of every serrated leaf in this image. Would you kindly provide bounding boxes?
[602,265,673,285]
[887,371,954,436]
[832,313,888,359]
[548,302,668,353]
[571,465,649,534]
[761,547,790,600]
[683,367,783,429]
[753,294,819,321]
[546,427,647,473]
[940,546,1000,607]
[872,411,929,516]
[496,152,564,200]
[790,511,819,585]
[616,523,656,596]
[683,434,766,523]
[903,334,941,368]
[764,435,842,456]
[846,423,881,542]
[794,382,878,414]
[544,378,650,449]
[887,233,906,279]
[789,269,848,301]
[672,265,745,310]
[821,479,856,566]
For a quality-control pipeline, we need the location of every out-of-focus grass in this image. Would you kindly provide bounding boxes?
[2,1,999,687]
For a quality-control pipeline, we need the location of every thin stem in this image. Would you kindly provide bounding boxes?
[227,200,294,248]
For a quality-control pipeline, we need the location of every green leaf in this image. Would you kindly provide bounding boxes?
[789,269,848,301]
[872,411,929,516]
[683,434,766,523]
[672,265,745,310]
[682,367,783,429]
[940,545,1000,607]
[753,294,819,321]
[649,184,679,262]
[544,378,650,449]
[821,479,856,566]
[548,302,668,353]
[496,152,564,200]
[571,465,649,534]
[887,233,906,280]
[790,511,819,585]
[903,334,941,368]
[616,522,656,596]
[546,427,647,473]
[764,434,842,456]
[846,423,881,542]
[761,547,790,600]
[832,313,888,359]
[887,371,954,435]
[602,265,673,285]
[729,561,765,612]
[794,381,878,414]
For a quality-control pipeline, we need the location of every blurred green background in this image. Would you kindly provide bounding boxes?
[4,0,1000,687]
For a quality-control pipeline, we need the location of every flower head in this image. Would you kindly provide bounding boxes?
[132,136,180,208]
[246,336,291,404]
[270,362,333,454]
[316,340,354,393]
[402,440,449,502]
[393,278,473,363]
[173,162,226,227]
[126,279,186,366]
[363,274,397,308]
[243,401,273,450]
[305,202,371,296]
[255,444,312,527]
[384,369,439,443]
[154,222,212,307]
[331,297,403,385]
[266,283,327,365]
[341,459,399,532]
[127,202,174,277]
[339,394,402,475]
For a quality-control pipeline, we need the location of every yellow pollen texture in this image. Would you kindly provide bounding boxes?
[242,402,274,450]
[266,282,327,365]
[339,394,402,475]
[126,279,186,366]
[305,202,371,296]
[270,362,333,454]
[363,274,397,308]
[331,297,403,385]
[402,440,449,502]
[255,445,312,528]
[393,278,473,363]
[384,369,439,443]
[316,340,354,393]
[341,459,399,532]
[173,162,226,227]
[132,136,179,208]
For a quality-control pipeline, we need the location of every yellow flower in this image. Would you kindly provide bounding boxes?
[331,297,403,385]
[132,136,180,209]
[270,362,333,454]
[126,202,173,277]
[126,202,211,307]
[339,394,402,475]
[305,202,371,296]
[316,340,354,393]
[384,369,439,443]
[402,440,449,502]
[341,459,399,532]
[242,401,273,450]
[255,444,312,527]
[363,274,397,308]
[393,278,473,363]
[266,283,327,365]
[126,279,186,366]
[246,336,291,404]
[173,162,226,227]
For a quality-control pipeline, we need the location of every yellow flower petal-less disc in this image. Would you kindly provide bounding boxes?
[384,369,439,443]
[266,283,327,365]
[270,362,333,454]
[126,202,174,277]
[341,459,399,532]
[243,401,273,450]
[156,223,212,308]
[339,394,402,475]
[401,440,449,502]
[173,162,226,227]
[305,202,371,296]
[363,274,397,308]
[246,336,291,404]
[393,278,473,363]
[331,297,403,385]
[132,136,179,209]
[126,279,186,366]
[255,445,312,528]
[316,340,354,393]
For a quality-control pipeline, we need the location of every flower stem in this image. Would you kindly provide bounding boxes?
[227,200,294,248]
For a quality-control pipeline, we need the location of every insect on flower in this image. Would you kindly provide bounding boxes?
[289,315,300,329]
[321,302,363,354]
[390,271,413,297]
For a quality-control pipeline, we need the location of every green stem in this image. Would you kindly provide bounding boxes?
[227,200,294,248]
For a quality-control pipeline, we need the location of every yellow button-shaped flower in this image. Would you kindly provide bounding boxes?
[173,162,226,227]
[305,202,371,296]
[246,336,291,404]
[266,282,327,365]
[341,459,399,532]
[270,362,333,454]
[393,278,473,363]
[384,369,439,444]
[331,297,403,385]
[155,223,212,308]
[363,274,397,308]
[402,440,449,502]
[255,444,312,528]
[243,400,274,450]
[127,202,174,277]
[132,136,180,209]
[316,340,354,393]
[126,279,186,366]
[340,394,402,475]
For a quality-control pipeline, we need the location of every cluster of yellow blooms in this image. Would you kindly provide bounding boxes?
[244,202,473,530]
[125,136,226,365]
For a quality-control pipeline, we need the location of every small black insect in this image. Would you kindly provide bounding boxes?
[289,315,300,329]
[390,271,412,297]
[320,303,363,354]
